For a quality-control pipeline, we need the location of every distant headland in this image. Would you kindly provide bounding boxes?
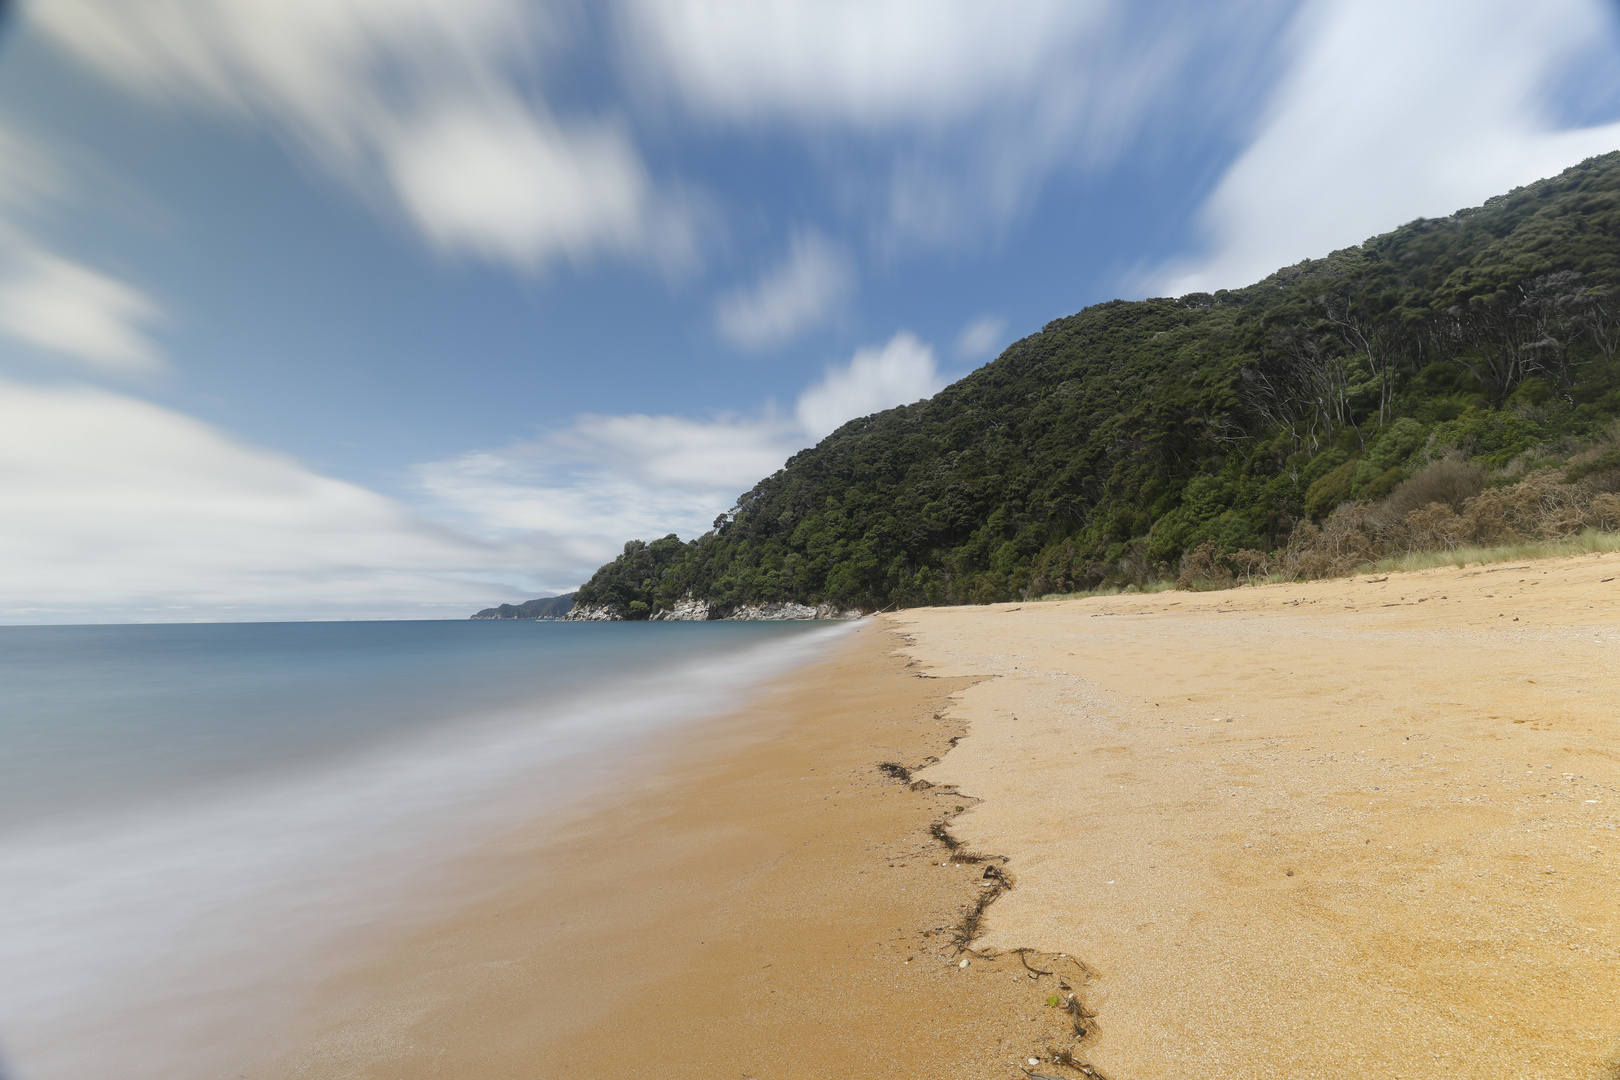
[469,593,577,620]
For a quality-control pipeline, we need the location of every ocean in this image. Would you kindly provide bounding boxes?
[0,618,849,1080]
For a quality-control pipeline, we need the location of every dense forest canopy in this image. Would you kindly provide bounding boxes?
[575,153,1620,618]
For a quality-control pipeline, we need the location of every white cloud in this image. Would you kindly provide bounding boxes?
[560,413,799,493]
[620,1,1294,249]
[1156,0,1620,295]
[416,332,951,561]
[29,0,674,270]
[0,124,59,212]
[0,251,165,373]
[620,0,1108,128]
[625,0,1108,248]
[955,316,1006,361]
[0,377,532,622]
[795,332,945,439]
[416,414,796,563]
[384,100,653,268]
[0,331,953,621]
[0,123,164,374]
[714,231,852,349]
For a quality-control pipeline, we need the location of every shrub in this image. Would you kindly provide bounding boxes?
[1176,540,1235,590]
[1590,493,1620,531]
[1352,418,1428,493]
[1227,548,1271,585]
[1381,459,1487,519]
[1273,466,1620,581]
[1304,460,1358,518]
[1404,503,1467,551]
[1427,411,1544,468]
[1462,472,1584,543]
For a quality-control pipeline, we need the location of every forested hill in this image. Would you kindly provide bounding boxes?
[470,593,577,619]
[575,153,1620,619]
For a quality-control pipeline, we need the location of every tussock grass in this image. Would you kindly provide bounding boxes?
[1037,581,1176,603]
[1360,528,1620,575]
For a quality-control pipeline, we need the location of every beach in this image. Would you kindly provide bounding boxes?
[270,552,1620,1079]
[266,622,1081,1078]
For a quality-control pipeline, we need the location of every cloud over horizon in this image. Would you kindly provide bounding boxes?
[0,331,953,621]
[415,332,950,587]
[0,376,529,622]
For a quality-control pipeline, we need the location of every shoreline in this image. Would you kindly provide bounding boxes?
[264,621,1081,1078]
[266,551,1620,1079]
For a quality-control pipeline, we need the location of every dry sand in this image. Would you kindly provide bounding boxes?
[268,551,1620,1079]
[899,550,1620,1079]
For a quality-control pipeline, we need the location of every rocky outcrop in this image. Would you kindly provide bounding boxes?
[652,596,713,621]
[562,604,619,621]
[653,597,864,621]
[565,596,863,621]
[719,601,863,621]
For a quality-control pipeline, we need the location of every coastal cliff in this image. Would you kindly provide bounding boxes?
[471,590,859,622]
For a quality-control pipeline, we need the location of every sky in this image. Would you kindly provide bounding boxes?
[1,0,1618,622]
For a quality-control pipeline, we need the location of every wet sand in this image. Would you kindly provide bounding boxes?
[267,624,1082,1079]
[270,551,1620,1079]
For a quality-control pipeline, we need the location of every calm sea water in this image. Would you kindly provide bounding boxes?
[0,619,848,1080]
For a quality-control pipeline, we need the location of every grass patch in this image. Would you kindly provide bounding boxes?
[1037,581,1176,602]
[1358,529,1620,575]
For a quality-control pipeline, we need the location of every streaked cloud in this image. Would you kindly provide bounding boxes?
[384,100,656,268]
[623,1,1294,250]
[619,0,1109,127]
[416,331,950,572]
[714,230,852,349]
[1156,0,1620,295]
[0,377,529,621]
[0,124,59,211]
[11,0,1617,624]
[795,332,945,438]
[0,123,164,373]
[29,0,679,270]
[415,415,793,565]
[0,251,165,373]
[954,316,1006,361]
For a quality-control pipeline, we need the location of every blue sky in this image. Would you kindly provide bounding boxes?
[0,0,1618,621]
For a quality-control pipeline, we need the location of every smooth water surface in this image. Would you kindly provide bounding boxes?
[0,618,847,1080]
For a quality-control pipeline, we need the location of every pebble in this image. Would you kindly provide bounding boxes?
[959,958,970,968]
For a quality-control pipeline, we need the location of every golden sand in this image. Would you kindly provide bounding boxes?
[267,627,1082,1078]
[899,550,1620,1079]
[269,551,1620,1079]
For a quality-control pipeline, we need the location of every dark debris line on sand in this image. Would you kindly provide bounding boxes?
[874,756,1111,1078]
